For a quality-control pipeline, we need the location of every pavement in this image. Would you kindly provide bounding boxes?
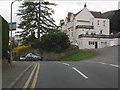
[0,61,2,90]
[2,61,33,88]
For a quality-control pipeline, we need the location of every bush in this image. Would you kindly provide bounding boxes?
[41,32,70,52]
[31,32,70,52]
[13,45,30,60]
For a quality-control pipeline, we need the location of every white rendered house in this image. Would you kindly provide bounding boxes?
[60,4,119,49]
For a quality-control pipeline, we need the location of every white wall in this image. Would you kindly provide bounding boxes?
[94,18,109,35]
[78,38,97,49]
[109,38,120,46]
[78,37,119,49]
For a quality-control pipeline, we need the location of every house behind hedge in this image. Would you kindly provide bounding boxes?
[59,4,120,49]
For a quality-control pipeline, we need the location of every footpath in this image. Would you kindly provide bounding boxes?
[2,60,33,89]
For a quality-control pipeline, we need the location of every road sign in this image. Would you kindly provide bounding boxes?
[9,22,16,31]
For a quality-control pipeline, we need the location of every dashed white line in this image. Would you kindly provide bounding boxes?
[99,62,107,65]
[101,63,106,65]
[99,62,119,68]
[109,64,119,68]
[62,63,70,66]
[72,67,88,79]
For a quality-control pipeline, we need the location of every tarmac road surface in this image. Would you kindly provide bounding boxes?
[13,61,118,88]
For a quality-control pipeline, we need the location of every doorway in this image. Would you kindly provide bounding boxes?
[95,42,98,48]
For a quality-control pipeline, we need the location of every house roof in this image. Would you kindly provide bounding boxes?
[74,10,82,16]
[90,11,106,19]
[65,5,107,23]
[74,10,106,19]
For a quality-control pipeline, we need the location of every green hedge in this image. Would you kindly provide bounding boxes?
[2,16,9,58]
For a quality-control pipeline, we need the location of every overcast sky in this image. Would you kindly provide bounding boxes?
[0,0,119,35]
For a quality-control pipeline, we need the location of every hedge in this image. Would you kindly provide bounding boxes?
[2,16,9,59]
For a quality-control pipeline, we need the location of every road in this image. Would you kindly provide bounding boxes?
[11,46,119,88]
[13,61,118,88]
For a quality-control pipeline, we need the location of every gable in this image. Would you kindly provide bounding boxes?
[75,8,94,20]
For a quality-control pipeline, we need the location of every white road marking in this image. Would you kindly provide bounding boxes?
[72,67,88,79]
[99,62,106,65]
[62,63,70,66]
[99,62,119,68]
[109,64,119,68]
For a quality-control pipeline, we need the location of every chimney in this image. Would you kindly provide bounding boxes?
[67,12,73,22]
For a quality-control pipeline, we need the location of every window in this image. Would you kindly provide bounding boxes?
[91,42,94,45]
[103,21,105,26]
[86,31,88,35]
[97,20,100,26]
[89,41,94,45]
[92,22,93,25]
[101,42,107,45]
[89,41,90,45]
[100,30,102,34]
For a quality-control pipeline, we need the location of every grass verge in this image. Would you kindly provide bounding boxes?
[62,50,96,61]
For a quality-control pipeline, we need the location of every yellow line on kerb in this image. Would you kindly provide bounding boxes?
[23,63,37,88]
[31,63,40,88]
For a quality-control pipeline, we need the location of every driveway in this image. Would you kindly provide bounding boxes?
[87,46,119,65]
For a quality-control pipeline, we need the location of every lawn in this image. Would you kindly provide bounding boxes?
[62,50,96,61]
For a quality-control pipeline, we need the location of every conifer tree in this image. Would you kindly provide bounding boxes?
[16,1,57,41]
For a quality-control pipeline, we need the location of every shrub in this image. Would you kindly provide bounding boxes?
[40,32,70,52]
[13,45,30,60]
[31,32,70,53]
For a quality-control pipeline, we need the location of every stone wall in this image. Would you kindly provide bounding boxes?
[42,47,79,61]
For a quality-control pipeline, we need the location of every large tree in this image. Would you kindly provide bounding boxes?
[110,10,120,33]
[31,32,70,52]
[16,1,57,41]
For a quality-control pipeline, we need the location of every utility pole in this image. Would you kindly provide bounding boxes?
[10,0,21,64]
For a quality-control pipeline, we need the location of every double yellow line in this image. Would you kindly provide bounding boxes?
[23,63,40,89]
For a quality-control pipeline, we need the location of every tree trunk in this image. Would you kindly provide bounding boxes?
[37,2,41,38]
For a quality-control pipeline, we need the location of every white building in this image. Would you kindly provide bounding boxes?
[60,4,119,49]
